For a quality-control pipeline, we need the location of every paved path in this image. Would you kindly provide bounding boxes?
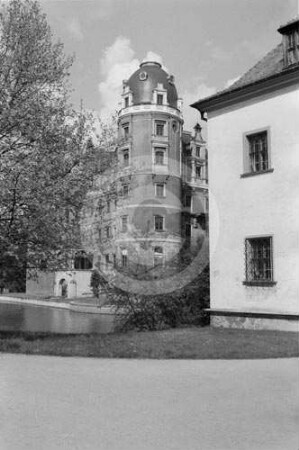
[0,355,298,450]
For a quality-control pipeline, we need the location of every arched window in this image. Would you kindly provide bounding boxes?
[74,251,93,270]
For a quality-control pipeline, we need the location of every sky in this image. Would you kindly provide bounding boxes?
[40,0,298,130]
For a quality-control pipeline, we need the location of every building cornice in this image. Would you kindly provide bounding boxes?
[119,103,183,121]
[191,64,299,119]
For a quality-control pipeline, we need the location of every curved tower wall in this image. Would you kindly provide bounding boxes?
[116,62,184,269]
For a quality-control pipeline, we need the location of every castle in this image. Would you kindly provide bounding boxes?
[27,61,209,298]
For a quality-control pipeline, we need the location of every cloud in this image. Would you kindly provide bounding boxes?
[98,37,167,121]
[67,17,84,41]
[182,82,217,131]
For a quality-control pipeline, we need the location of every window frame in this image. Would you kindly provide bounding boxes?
[121,215,128,232]
[155,182,166,198]
[154,215,165,232]
[243,235,276,286]
[155,121,166,136]
[242,127,273,178]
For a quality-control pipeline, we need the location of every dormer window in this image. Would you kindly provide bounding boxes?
[124,96,129,108]
[278,19,299,67]
[157,94,163,105]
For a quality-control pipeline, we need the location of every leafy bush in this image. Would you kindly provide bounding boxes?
[114,267,210,332]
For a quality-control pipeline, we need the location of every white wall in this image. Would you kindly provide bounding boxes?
[54,271,93,298]
[208,83,299,313]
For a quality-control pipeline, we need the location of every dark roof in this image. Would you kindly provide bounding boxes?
[127,61,178,108]
[191,18,299,110]
[227,43,283,91]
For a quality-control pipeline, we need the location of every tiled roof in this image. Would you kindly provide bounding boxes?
[227,43,284,91]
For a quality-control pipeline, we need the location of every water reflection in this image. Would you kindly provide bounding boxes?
[0,303,115,334]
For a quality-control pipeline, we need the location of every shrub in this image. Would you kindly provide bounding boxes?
[114,267,210,332]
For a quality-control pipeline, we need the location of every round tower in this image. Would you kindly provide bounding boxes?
[116,61,184,272]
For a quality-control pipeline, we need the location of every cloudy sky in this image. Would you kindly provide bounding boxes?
[41,0,297,129]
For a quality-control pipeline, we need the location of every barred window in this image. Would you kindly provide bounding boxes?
[247,131,268,173]
[155,121,165,136]
[121,215,128,232]
[157,94,163,105]
[154,215,164,231]
[245,237,274,284]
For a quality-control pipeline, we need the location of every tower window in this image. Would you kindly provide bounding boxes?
[107,200,111,213]
[157,94,163,105]
[196,165,201,178]
[154,246,163,267]
[154,215,164,231]
[123,150,129,166]
[121,215,128,232]
[154,148,165,165]
[121,250,128,268]
[155,121,165,136]
[124,96,129,108]
[123,184,129,198]
[155,183,165,198]
[105,226,112,238]
[122,123,129,139]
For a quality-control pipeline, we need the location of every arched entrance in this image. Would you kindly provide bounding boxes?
[59,279,68,298]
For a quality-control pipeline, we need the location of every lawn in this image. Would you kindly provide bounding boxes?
[0,326,298,359]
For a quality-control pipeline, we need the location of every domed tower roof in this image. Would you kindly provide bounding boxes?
[126,61,178,108]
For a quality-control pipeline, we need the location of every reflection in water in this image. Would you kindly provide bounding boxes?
[0,303,115,334]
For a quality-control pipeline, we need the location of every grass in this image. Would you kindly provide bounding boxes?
[0,326,298,359]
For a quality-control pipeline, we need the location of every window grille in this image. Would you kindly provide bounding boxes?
[157,94,163,105]
[156,122,165,136]
[121,216,128,232]
[245,237,273,282]
[247,132,268,172]
[155,215,164,231]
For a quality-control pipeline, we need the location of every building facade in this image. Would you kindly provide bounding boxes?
[27,61,209,298]
[192,18,299,331]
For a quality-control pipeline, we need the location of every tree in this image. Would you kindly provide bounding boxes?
[0,0,98,290]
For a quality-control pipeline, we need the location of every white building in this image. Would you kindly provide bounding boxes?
[192,18,299,331]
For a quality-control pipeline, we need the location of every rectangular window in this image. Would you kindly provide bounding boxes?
[123,123,129,139]
[154,246,163,267]
[155,121,165,136]
[105,226,111,238]
[247,131,269,173]
[121,215,128,232]
[123,184,129,198]
[154,148,165,165]
[185,195,191,207]
[195,165,201,178]
[121,250,128,268]
[244,237,274,285]
[157,94,163,105]
[155,183,165,198]
[105,254,110,268]
[154,215,164,231]
[124,96,129,108]
[107,200,111,213]
[196,146,201,157]
[185,223,191,238]
[123,150,129,166]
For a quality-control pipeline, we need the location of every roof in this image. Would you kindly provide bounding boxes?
[126,61,178,108]
[227,43,283,91]
[191,18,299,112]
